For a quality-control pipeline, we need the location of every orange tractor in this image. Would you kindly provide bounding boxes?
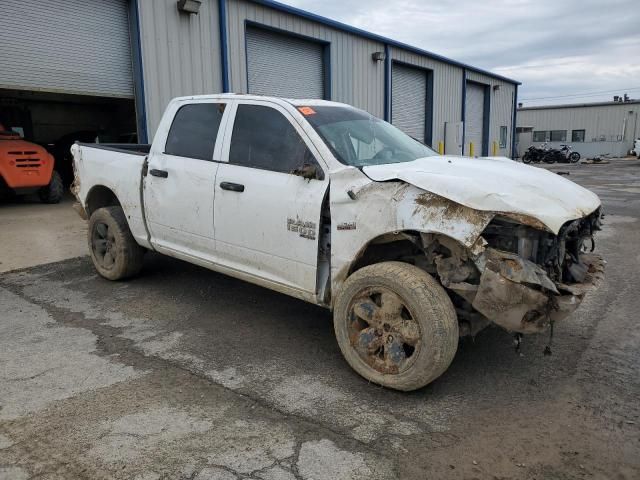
[0,124,63,203]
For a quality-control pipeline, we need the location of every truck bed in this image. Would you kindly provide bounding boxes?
[71,142,151,248]
[76,142,151,155]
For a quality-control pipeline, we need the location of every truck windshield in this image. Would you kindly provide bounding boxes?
[300,105,437,167]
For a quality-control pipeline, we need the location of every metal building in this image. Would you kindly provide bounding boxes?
[517,100,640,158]
[0,0,520,168]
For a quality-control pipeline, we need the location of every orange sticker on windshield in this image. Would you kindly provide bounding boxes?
[297,106,316,116]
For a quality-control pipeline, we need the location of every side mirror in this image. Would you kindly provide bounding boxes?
[292,163,320,180]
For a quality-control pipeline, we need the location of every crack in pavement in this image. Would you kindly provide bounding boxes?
[0,277,404,452]
[0,280,398,479]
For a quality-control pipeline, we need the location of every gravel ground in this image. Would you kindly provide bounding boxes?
[1,158,639,479]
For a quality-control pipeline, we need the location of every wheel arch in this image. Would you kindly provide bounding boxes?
[351,229,473,269]
[331,229,477,307]
[85,185,122,217]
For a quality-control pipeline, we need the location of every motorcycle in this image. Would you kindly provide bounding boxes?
[522,144,546,164]
[542,144,581,164]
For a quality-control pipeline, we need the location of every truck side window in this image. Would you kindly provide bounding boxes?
[229,104,313,173]
[165,103,225,160]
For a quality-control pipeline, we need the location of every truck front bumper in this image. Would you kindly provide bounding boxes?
[456,249,605,334]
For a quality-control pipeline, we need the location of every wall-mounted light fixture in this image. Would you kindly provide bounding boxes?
[177,0,201,14]
[493,85,501,92]
[371,51,386,62]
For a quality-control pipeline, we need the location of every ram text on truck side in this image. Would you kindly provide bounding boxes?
[71,95,604,391]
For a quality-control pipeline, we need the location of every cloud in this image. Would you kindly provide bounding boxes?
[284,0,640,105]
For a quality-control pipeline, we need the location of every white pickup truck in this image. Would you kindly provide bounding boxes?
[71,94,604,391]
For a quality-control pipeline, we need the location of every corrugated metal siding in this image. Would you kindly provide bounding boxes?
[389,47,463,151]
[246,27,324,98]
[517,102,640,157]
[465,70,516,156]
[465,82,485,155]
[134,0,515,145]
[138,0,223,137]
[0,0,133,98]
[391,64,427,141]
[225,0,385,117]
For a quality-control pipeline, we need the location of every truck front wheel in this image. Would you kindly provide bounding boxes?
[88,206,144,280]
[333,262,459,391]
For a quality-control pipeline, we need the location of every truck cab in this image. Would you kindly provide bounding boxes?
[71,94,604,391]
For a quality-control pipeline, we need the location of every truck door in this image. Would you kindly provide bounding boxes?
[213,101,328,296]
[143,101,228,260]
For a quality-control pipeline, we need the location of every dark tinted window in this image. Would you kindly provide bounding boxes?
[229,104,312,173]
[165,103,225,160]
[571,129,585,142]
[550,130,566,142]
[499,126,508,148]
[532,131,547,142]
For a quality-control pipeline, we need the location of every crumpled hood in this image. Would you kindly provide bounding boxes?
[363,155,601,234]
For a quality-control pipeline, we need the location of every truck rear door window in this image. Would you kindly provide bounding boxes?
[229,104,312,173]
[165,103,225,160]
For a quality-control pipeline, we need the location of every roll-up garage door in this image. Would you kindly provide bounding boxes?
[391,64,427,142]
[465,82,486,155]
[0,0,133,98]
[246,27,325,99]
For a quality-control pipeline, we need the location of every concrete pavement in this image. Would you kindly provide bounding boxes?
[0,194,86,273]
[1,158,639,479]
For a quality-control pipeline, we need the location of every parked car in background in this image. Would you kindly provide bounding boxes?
[0,124,63,203]
[71,95,605,391]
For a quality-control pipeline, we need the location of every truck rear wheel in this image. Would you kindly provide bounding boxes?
[88,206,144,280]
[39,171,64,204]
[333,262,459,391]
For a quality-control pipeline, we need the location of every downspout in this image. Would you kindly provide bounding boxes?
[218,0,230,92]
[482,83,490,156]
[461,68,466,155]
[512,84,518,159]
[129,0,148,143]
[383,44,391,122]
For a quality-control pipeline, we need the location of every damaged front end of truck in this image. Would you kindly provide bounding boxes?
[338,154,608,338]
[331,160,605,339]
[434,209,605,335]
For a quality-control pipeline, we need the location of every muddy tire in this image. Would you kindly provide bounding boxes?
[38,170,64,204]
[88,206,144,280]
[333,261,459,391]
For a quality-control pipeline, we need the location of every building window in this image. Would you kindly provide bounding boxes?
[499,126,508,148]
[532,131,548,142]
[572,129,585,142]
[550,130,567,142]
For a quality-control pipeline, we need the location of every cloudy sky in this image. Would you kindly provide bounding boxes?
[284,0,640,106]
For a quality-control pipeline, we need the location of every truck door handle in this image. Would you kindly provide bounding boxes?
[149,169,168,178]
[220,182,245,192]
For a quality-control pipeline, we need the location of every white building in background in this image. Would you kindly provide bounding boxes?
[516,99,640,158]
